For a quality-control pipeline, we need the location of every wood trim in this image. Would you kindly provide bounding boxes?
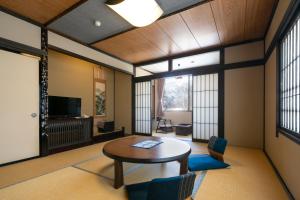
[134,46,222,67]
[39,27,49,156]
[133,59,264,82]
[47,141,92,155]
[0,156,40,167]
[131,76,136,134]
[218,70,225,139]
[0,5,42,27]
[277,128,300,145]
[0,37,45,57]
[134,39,263,67]
[265,0,300,62]
[263,0,280,38]
[267,0,300,144]
[93,129,125,143]
[192,138,208,143]
[48,44,132,75]
[276,43,280,138]
[45,0,88,26]
[48,28,132,65]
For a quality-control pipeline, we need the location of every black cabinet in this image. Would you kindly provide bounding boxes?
[42,117,93,155]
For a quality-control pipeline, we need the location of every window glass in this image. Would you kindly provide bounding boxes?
[162,75,192,111]
[140,61,168,73]
[279,13,300,138]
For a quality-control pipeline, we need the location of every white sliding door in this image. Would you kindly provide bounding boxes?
[193,73,219,140]
[0,50,39,165]
[135,81,152,135]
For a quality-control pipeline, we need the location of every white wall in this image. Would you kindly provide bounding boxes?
[48,31,134,74]
[0,11,41,49]
[136,67,153,77]
[264,0,300,198]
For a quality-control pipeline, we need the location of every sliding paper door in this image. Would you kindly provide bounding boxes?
[193,73,219,141]
[0,50,39,165]
[135,81,152,135]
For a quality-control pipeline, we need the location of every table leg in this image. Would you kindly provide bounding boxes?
[179,157,188,175]
[114,160,124,189]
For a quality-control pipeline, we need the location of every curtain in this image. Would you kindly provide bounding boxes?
[156,78,165,117]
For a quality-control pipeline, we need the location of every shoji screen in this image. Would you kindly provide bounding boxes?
[193,73,218,140]
[135,81,152,134]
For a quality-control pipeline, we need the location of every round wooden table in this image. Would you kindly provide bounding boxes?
[103,135,191,189]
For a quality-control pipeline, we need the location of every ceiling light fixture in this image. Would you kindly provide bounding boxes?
[105,0,163,27]
[94,20,101,27]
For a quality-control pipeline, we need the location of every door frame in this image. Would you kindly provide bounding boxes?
[132,79,153,136]
[132,68,225,141]
[191,71,224,142]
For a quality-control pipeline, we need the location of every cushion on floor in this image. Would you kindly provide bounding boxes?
[188,154,230,171]
[208,136,227,154]
[126,181,150,200]
[126,175,183,200]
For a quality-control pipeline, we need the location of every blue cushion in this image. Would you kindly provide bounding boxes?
[208,136,227,154]
[188,154,230,171]
[213,138,227,154]
[126,175,184,200]
[126,181,150,200]
[147,176,181,200]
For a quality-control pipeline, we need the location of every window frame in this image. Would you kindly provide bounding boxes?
[161,75,192,112]
[277,10,300,144]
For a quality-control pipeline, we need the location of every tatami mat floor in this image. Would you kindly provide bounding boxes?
[153,131,192,140]
[0,137,289,200]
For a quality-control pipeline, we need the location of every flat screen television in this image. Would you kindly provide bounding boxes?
[48,96,81,118]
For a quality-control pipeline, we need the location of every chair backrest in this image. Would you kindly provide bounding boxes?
[147,172,196,200]
[208,136,227,154]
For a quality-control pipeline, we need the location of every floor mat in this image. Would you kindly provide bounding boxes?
[0,167,127,200]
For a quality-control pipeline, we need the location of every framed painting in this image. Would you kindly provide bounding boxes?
[94,79,106,117]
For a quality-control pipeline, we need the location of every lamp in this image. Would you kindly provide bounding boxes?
[106,0,163,27]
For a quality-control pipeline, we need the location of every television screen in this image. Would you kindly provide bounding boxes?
[48,96,81,118]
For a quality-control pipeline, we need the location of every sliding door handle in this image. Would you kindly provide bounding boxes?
[31,113,37,118]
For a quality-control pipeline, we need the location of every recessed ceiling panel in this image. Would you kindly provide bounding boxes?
[48,0,132,43]
[48,0,206,43]
[172,51,220,70]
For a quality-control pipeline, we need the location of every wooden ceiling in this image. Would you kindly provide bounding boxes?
[0,0,81,24]
[93,0,276,64]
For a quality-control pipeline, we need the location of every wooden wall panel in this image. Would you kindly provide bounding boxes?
[210,0,247,44]
[0,0,81,24]
[225,66,264,149]
[181,3,220,47]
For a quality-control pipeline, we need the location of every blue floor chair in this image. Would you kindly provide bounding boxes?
[126,172,196,200]
[188,136,230,171]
